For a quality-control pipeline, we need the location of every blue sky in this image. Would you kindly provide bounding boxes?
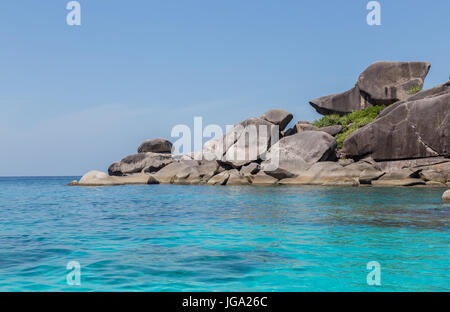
[0,0,449,176]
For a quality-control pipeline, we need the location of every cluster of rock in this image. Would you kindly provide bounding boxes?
[71,61,449,198]
[309,61,431,115]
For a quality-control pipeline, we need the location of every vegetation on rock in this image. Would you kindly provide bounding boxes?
[408,85,422,94]
[312,105,386,149]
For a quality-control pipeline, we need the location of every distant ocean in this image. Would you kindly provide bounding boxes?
[0,176,448,291]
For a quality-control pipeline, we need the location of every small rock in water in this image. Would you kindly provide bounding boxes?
[443,190,450,203]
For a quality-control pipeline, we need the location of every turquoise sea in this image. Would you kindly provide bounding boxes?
[0,176,448,291]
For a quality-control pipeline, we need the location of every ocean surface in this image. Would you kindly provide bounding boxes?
[0,176,448,292]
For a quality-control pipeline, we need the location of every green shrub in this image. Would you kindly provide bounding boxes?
[408,85,422,95]
[312,105,386,149]
[311,114,341,128]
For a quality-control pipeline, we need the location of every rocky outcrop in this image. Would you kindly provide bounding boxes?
[138,138,173,154]
[260,109,293,131]
[342,92,450,161]
[108,152,174,176]
[310,61,431,115]
[74,64,449,192]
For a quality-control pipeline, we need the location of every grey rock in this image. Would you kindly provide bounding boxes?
[420,170,446,184]
[376,157,450,172]
[260,109,293,131]
[283,126,297,137]
[78,170,155,186]
[138,138,173,154]
[310,86,367,115]
[207,171,230,185]
[262,131,337,178]
[226,169,251,185]
[442,190,450,203]
[309,61,432,115]
[223,118,277,168]
[377,81,450,120]
[319,125,343,136]
[203,117,278,166]
[296,123,319,132]
[343,92,450,161]
[109,152,174,176]
[372,179,425,187]
[240,163,260,176]
[359,169,385,184]
[378,168,421,180]
[278,162,360,185]
[425,181,447,187]
[249,172,279,185]
[338,158,355,166]
[151,161,193,184]
[357,61,431,105]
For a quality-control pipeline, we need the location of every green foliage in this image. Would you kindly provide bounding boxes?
[311,114,341,128]
[312,105,386,149]
[408,85,422,95]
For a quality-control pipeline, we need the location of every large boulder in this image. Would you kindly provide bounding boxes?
[151,161,193,184]
[152,160,221,184]
[108,152,174,176]
[278,162,360,186]
[343,92,450,161]
[262,131,337,178]
[357,61,431,105]
[138,138,173,154]
[260,109,293,131]
[173,160,221,185]
[78,170,157,186]
[310,61,431,115]
[202,117,279,168]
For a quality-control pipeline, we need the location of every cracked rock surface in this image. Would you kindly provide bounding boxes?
[342,91,450,161]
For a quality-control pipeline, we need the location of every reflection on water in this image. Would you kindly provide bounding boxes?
[0,177,448,291]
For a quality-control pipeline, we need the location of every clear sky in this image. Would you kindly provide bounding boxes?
[0,0,449,176]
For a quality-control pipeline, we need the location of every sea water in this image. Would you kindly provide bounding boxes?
[0,177,448,291]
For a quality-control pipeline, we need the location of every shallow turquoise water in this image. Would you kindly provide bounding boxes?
[0,177,448,291]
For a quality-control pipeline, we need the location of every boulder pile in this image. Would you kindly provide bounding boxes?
[71,61,449,189]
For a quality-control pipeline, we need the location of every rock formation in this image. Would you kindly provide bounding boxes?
[310,61,431,115]
[138,138,173,153]
[342,86,450,161]
[72,61,449,191]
